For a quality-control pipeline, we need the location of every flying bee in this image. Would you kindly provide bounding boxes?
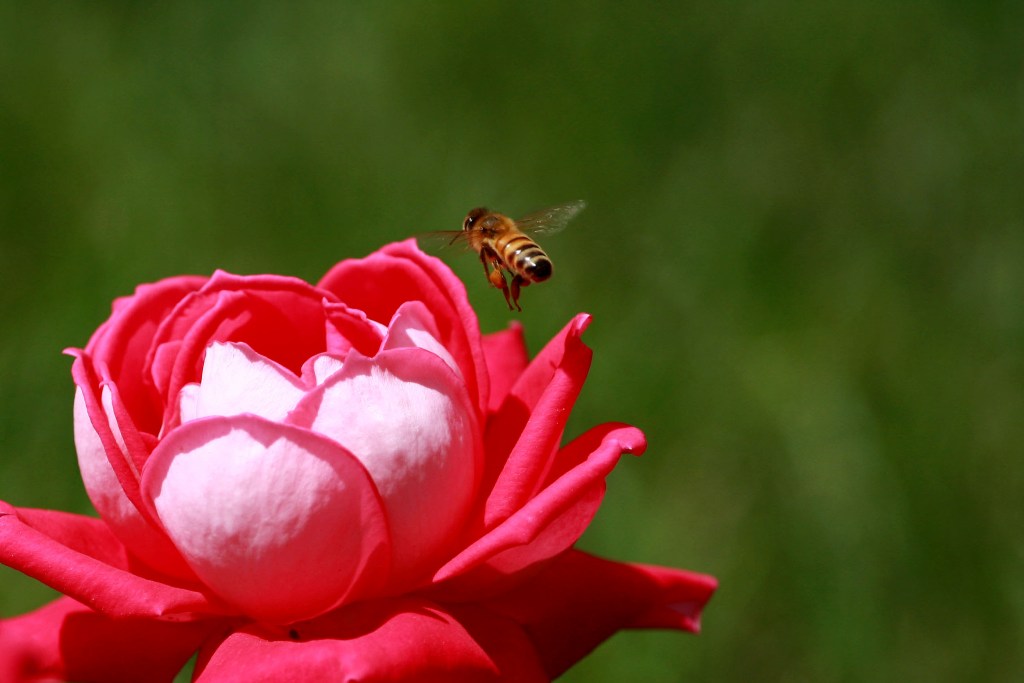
[427,200,586,311]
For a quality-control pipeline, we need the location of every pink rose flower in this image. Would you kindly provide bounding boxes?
[0,240,715,682]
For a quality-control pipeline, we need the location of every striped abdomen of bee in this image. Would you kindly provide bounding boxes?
[491,230,553,285]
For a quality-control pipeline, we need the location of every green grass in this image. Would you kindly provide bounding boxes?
[2,2,1022,680]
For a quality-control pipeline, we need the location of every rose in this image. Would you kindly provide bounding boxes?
[0,240,716,682]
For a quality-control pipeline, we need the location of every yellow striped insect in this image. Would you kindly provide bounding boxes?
[434,201,585,311]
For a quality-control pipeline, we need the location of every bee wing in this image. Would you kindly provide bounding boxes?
[416,230,475,254]
[513,199,587,236]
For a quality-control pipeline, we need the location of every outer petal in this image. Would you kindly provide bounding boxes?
[318,239,489,417]
[0,502,223,619]
[0,596,219,683]
[480,322,529,415]
[291,347,481,585]
[432,423,645,592]
[484,549,718,680]
[73,384,195,580]
[479,314,594,528]
[78,275,208,435]
[142,415,391,623]
[194,598,548,683]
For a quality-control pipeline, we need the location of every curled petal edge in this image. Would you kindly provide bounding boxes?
[481,313,594,527]
[432,423,646,591]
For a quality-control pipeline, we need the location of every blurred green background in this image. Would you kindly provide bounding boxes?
[2,1,1022,680]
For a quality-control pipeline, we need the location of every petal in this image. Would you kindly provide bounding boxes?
[318,239,490,417]
[299,352,346,387]
[481,314,593,527]
[71,353,146,507]
[5,506,130,568]
[481,322,529,414]
[291,347,482,584]
[381,301,461,378]
[0,596,220,683]
[194,598,547,683]
[142,415,391,623]
[323,300,387,357]
[73,383,195,580]
[484,549,718,679]
[186,342,307,422]
[432,423,645,590]
[178,382,201,422]
[0,502,223,619]
[148,273,335,426]
[74,275,208,435]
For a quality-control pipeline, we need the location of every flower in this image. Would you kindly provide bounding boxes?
[0,240,716,682]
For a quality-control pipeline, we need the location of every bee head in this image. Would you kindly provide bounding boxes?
[463,207,488,231]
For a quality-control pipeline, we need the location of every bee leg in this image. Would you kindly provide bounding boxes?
[479,251,493,281]
[490,268,515,310]
[480,251,515,310]
[510,275,526,312]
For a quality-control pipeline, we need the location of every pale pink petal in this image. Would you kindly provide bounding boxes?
[177,382,200,423]
[187,342,306,422]
[291,348,481,585]
[69,353,148,509]
[73,388,194,579]
[194,598,547,682]
[299,352,346,387]
[142,415,391,623]
[381,301,461,378]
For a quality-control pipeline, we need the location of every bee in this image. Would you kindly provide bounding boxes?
[432,200,586,311]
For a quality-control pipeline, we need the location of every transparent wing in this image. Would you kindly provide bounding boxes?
[416,230,475,254]
[513,200,587,236]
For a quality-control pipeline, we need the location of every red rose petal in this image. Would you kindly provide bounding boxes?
[76,275,208,435]
[432,423,644,592]
[480,314,593,527]
[480,322,530,415]
[0,596,220,683]
[484,549,718,679]
[0,502,222,619]
[194,598,547,682]
[149,273,333,422]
